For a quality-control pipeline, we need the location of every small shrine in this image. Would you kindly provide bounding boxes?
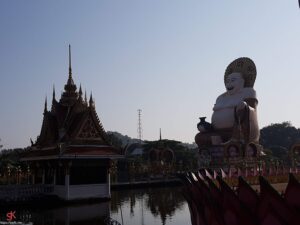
[148,130,175,178]
[195,57,263,176]
[290,142,300,171]
[21,46,122,200]
[148,130,174,162]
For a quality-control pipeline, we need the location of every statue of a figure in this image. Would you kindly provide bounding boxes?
[195,57,259,150]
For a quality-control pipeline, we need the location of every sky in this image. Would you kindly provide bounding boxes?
[0,1,300,149]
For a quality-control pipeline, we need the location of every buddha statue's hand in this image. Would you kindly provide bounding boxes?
[235,101,248,122]
[236,101,247,112]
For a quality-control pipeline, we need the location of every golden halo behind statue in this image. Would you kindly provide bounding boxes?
[224,57,257,88]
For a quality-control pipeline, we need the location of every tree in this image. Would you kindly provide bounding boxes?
[107,131,123,148]
[260,122,300,164]
[107,131,141,147]
[260,122,300,148]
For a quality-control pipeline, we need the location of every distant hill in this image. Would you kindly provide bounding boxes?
[107,131,197,149]
[107,131,141,147]
[180,142,198,150]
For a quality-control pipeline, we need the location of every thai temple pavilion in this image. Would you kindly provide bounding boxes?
[21,46,122,200]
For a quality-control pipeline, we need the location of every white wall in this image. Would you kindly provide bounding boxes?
[54,183,110,200]
[54,185,67,199]
[68,184,110,200]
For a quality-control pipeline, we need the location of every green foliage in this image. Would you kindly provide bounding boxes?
[260,121,300,148]
[107,131,140,147]
[107,131,123,148]
[260,121,300,164]
[0,148,25,168]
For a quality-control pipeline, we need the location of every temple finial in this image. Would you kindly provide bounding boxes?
[84,90,87,103]
[52,85,56,101]
[51,85,56,112]
[160,128,162,141]
[89,92,94,107]
[79,84,82,96]
[68,44,72,79]
[44,96,47,113]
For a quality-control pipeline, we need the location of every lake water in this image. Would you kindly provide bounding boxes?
[110,186,191,225]
[1,186,192,225]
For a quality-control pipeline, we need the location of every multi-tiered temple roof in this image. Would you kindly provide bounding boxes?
[23,46,121,160]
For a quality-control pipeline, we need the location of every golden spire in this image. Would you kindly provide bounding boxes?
[68,44,72,80]
[65,44,75,86]
[60,44,77,105]
[89,92,94,107]
[84,90,87,103]
[160,128,162,141]
[52,85,56,101]
[44,96,47,114]
[79,84,82,96]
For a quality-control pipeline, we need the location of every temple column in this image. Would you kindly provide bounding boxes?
[42,168,45,184]
[31,166,36,184]
[107,168,111,198]
[64,162,71,200]
[53,168,56,185]
[32,174,35,184]
[65,173,70,200]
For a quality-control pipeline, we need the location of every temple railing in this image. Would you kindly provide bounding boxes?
[0,184,54,202]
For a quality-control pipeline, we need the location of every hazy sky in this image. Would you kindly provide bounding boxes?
[1,1,300,149]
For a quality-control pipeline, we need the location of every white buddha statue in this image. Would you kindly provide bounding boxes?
[195,57,259,149]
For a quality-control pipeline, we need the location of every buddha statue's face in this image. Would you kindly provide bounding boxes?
[225,72,245,95]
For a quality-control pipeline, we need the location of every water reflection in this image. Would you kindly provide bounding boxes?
[111,186,191,225]
[2,186,191,225]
